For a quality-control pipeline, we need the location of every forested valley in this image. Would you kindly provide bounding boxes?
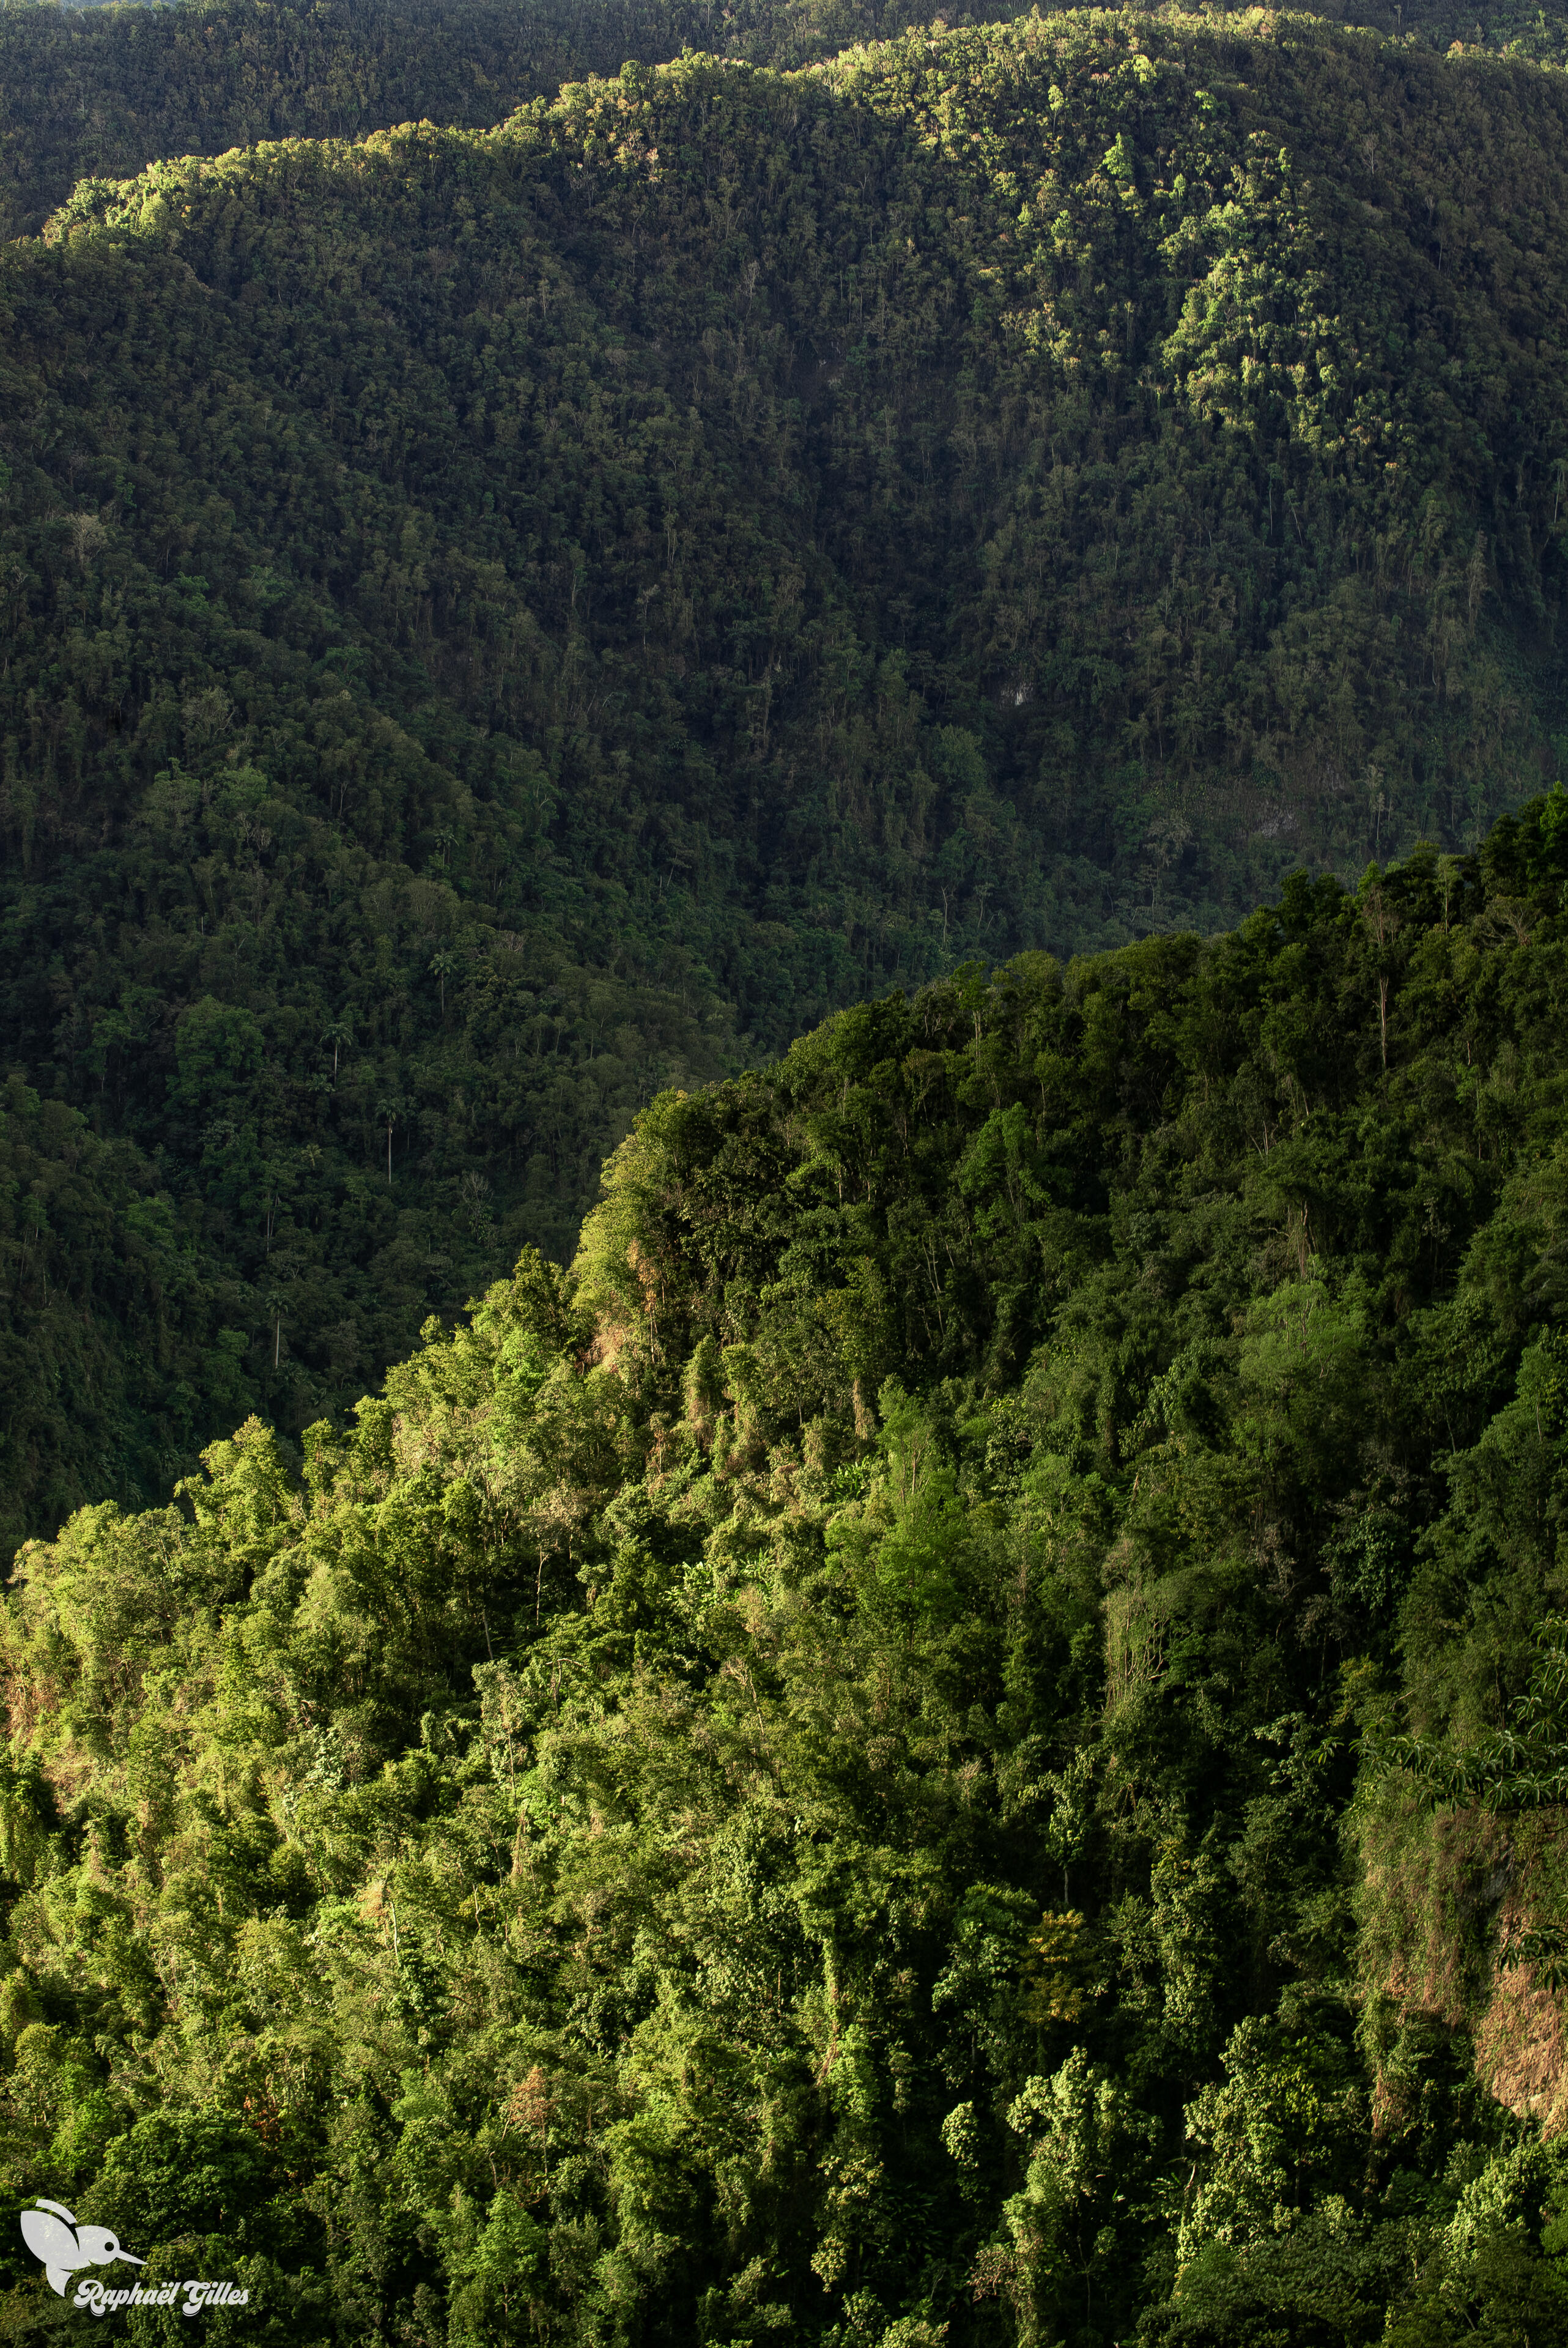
[6,2,1568,1537]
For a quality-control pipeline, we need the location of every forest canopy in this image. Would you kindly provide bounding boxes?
[4,800,1568,2341]
[6,0,1568,2338]
[4,0,1567,239]
[5,5,1568,1539]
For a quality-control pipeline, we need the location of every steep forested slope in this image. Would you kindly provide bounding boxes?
[4,802,1568,2342]
[3,11,1568,1544]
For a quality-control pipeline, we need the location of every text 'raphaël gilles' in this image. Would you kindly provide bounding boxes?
[21,2199,251,2319]
[76,2278,252,2318]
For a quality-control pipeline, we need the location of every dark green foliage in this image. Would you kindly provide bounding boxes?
[2,801,1568,2340]
[0,0,1032,238]
[6,9,1568,1538]
[2,0,1562,250]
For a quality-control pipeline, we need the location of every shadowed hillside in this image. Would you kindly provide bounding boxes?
[2,10,1568,1535]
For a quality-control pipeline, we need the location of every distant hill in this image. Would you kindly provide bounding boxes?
[1,8,1568,1538]
[0,0,1029,236]
[5,0,1568,236]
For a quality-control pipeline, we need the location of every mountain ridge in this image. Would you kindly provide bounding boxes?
[2,3,1568,1540]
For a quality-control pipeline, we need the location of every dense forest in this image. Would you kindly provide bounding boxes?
[4,801,1568,2341]
[7,0,1568,2332]
[6,3,1568,1538]
[6,0,1568,240]
[0,0,1018,239]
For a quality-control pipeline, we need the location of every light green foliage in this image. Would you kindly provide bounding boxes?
[0,809,1566,2333]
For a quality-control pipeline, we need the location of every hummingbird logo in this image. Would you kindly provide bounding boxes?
[20,2200,145,2297]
